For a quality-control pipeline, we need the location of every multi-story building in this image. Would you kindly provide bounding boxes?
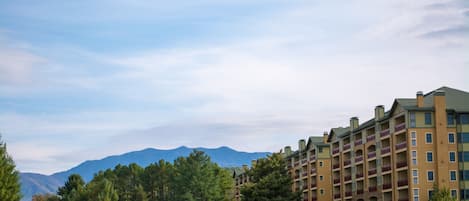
[327,86,469,201]
[233,165,251,201]
[284,135,332,201]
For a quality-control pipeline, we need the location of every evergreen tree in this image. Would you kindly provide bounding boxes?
[241,153,300,201]
[57,174,85,201]
[0,135,22,201]
[142,160,174,201]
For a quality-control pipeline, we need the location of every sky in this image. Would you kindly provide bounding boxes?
[0,0,468,174]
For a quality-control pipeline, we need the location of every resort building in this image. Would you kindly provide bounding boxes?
[327,86,469,201]
[284,135,332,201]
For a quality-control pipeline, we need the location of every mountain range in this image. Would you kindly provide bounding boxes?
[20,146,270,201]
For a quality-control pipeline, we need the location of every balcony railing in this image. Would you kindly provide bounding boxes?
[355,156,363,163]
[368,151,376,159]
[294,161,300,166]
[369,186,377,192]
[332,147,340,154]
[301,159,308,165]
[395,122,406,132]
[357,189,364,195]
[294,175,300,179]
[302,172,308,177]
[396,161,407,168]
[287,164,292,168]
[356,173,364,178]
[395,141,407,150]
[397,179,408,187]
[381,146,391,155]
[303,185,308,190]
[311,183,317,188]
[344,159,351,166]
[311,197,317,201]
[333,163,340,169]
[382,165,392,172]
[344,175,352,181]
[334,178,341,184]
[343,143,351,150]
[310,155,316,161]
[368,169,377,175]
[310,169,316,174]
[355,139,363,146]
[367,135,376,142]
[383,183,392,189]
[345,191,352,197]
[380,128,390,137]
[334,194,341,199]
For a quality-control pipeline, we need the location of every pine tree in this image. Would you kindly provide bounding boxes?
[241,153,300,201]
[57,174,85,201]
[0,135,22,201]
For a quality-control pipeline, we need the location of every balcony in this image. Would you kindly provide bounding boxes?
[396,161,407,168]
[369,186,377,192]
[357,189,364,195]
[344,175,352,181]
[334,178,341,184]
[383,183,392,190]
[397,179,408,187]
[356,173,364,179]
[381,146,391,155]
[302,172,308,177]
[355,156,363,163]
[310,168,317,175]
[355,139,363,146]
[294,161,300,166]
[368,169,377,175]
[311,183,317,188]
[311,197,317,201]
[343,143,351,151]
[395,142,406,150]
[334,194,341,199]
[395,123,406,132]
[332,147,340,154]
[382,165,392,172]
[344,159,351,166]
[303,185,309,190]
[287,164,292,168]
[294,175,300,179]
[345,191,352,197]
[310,155,316,161]
[301,159,308,165]
[367,135,376,142]
[367,151,376,159]
[380,129,390,138]
[333,163,340,169]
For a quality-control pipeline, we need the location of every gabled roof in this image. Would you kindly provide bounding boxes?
[424,86,469,112]
[327,127,349,142]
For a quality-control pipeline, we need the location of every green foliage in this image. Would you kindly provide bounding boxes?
[241,153,300,201]
[54,150,234,201]
[429,186,456,201]
[0,135,22,201]
[32,194,60,201]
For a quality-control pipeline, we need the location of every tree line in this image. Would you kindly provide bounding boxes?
[33,150,233,201]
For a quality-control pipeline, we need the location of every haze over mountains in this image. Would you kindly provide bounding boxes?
[20,146,270,201]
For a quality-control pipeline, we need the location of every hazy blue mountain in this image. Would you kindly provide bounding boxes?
[20,146,269,201]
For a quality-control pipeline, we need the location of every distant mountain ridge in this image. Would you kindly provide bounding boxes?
[20,146,270,201]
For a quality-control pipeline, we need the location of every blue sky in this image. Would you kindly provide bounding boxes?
[1,0,468,174]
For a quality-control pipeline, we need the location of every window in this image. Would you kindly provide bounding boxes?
[426,133,433,143]
[450,171,457,181]
[410,112,416,128]
[458,133,469,143]
[458,152,469,162]
[411,131,417,147]
[449,133,455,144]
[451,189,457,198]
[319,161,323,167]
[413,189,419,201]
[450,152,456,162]
[448,113,454,125]
[425,112,432,125]
[413,169,419,184]
[412,151,418,165]
[319,147,323,153]
[427,152,433,162]
[428,171,434,181]
[320,175,323,181]
[320,189,324,195]
[429,190,434,200]
[460,114,469,124]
